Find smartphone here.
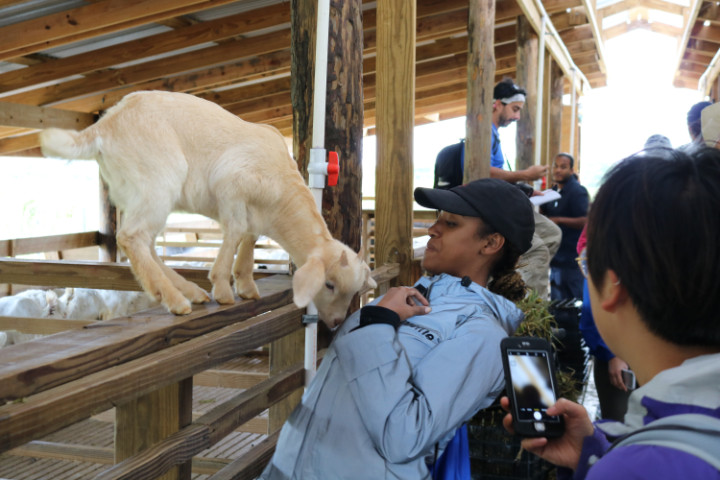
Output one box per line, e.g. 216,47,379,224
621,368,637,390
501,336,565,437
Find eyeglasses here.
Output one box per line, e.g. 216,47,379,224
576,253,589,278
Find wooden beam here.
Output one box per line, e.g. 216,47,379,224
0,0,242,61
0,102,95,129
517,14,538,171
515,0,584,93
464,0,495,182
375,0,415,286
0,3,292,96
579,0,608,75
674,0,704,86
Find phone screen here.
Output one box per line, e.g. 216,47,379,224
507,348,560,422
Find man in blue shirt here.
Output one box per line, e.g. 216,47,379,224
433,80,560,299
540,153,588,301
434,80,547,188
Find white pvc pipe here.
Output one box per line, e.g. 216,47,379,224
305,0,332,386
311,0,331,149
570,69,577,156
534,15,547,172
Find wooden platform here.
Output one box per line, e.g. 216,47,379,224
0,351,271,479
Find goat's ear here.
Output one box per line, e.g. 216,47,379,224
292,256,326,308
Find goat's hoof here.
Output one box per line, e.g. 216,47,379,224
212,284,236,305
189,288,211,304
235,282,260,301
168,301,192,315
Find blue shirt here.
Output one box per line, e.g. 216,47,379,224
491,124,504,169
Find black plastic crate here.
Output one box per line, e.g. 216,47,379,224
468,406,555,480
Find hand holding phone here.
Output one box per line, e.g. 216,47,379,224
501,336,565,437
621,368,637,390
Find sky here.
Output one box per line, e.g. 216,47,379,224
0,28,708,240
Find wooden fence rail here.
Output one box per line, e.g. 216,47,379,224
0,261,399,479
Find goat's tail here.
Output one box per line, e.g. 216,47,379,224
40,128,99,160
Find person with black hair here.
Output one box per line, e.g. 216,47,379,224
261,179,535,479
540,152,588,301
686,100,713,142
502,147,720,479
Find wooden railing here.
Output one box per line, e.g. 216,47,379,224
0,256,399,479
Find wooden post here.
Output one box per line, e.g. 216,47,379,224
464,0,495,182
98,177,117,262
547,59,564,171
323,0,364,313
515,15,538,172
375,0,415,287
115,378,193,480
541,54,552,171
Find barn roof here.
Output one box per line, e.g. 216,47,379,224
0,0,714,156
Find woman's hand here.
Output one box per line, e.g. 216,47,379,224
376,286,430,322
500,397,594,470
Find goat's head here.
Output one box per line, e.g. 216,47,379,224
292,241,376,328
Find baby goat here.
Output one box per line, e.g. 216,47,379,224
40,91,375,327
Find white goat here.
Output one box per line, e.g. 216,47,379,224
40,91,375,327
0,289,65,346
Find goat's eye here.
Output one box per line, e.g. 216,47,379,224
325,282,335,291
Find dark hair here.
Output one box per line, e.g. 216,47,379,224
478,223,527,302
555,152,574,170
494,78,526,102
687,101,712,139
587,147,720,347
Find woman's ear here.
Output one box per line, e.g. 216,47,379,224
480,232,505,256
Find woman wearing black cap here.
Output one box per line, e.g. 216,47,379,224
260,178,535,480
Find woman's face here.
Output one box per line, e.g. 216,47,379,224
422,211,487,278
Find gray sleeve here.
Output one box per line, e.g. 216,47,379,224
333,318,507,463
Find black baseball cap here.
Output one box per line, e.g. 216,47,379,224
414,179,535,253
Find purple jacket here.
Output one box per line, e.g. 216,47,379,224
561,353,720,479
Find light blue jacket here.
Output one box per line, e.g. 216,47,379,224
260,273,524,479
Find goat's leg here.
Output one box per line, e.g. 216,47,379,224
117,225,192,315
232,234,260,300
209,228,243,305
149,247,210,304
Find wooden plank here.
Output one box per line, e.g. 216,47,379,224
93,364,302,480
0,102,95,130
0,300,302,454
0,258,213,291
7,441,233,474
0,231,99,257
0,274,293,403
0,316,93,335
208,431,279,480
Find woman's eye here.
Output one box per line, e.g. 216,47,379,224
325,282,335,291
